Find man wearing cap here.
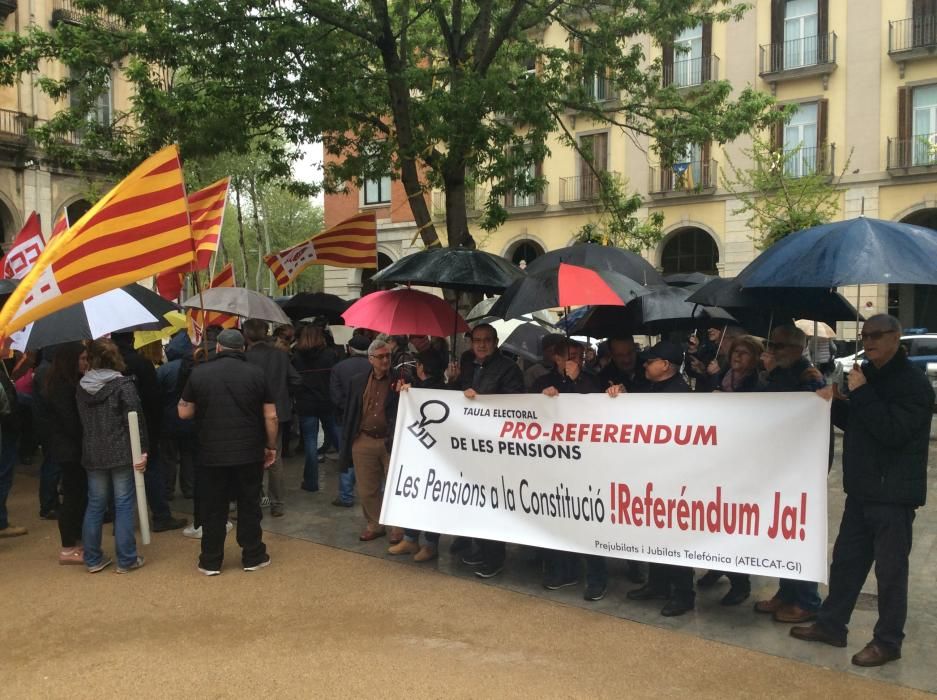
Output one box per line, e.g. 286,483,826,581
328,334,372,507
624,341,696,616
178,329,278,575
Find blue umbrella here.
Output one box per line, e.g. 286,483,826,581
735,217,937,288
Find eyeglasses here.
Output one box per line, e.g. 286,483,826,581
860,330,896,341
369,353,391,360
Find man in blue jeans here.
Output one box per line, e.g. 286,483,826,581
754,325,825,623
329,335,371,507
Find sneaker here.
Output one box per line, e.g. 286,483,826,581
271,505,285,517
474,562,504,579
260,495,271,509
39,510,60,520
543,572,579,590
584,582,608,602
116,556,145,574
331,498,354,508
244,554,271,572
198,565,221,576
59,547,84,565
152,516,188,533
87,557,113,574
183,525,202,539
461,549,484,567
0,525,28,538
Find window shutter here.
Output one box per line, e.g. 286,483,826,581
771,0,785,72
535,160,544,203
770,106,785,151
898,86,912,167
701,141,712,187
817,98,829,171
817,0,829,62
701,22,713,81
662,41,674,87
595,132,609,172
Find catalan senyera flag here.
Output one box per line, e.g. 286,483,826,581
187,263,238,344
50,210,69,239
0,145,194,336
189,177,230,270
264,211,376,288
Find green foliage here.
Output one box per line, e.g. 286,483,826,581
722,137,848,249
0,0,778,253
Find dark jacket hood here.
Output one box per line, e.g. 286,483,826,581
165,331,194,362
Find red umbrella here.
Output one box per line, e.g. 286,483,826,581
557,262,636,306
341,288,470,337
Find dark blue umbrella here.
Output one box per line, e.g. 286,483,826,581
735,217,937,288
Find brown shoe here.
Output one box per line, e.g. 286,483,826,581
413,545,438,563
790,624,847,647
852,642,901,667
388,526,404,545
773,603,817,623
753,596,784,614
0,525,28,538
359,528,387,542
387,540,420,555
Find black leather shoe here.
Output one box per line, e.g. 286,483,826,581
660,598,695,617
449,536,471,554
697,571,724,589
152,516,187,532
624,561,645,584
852,642,900,667
720,587,751,606
626,584,668,601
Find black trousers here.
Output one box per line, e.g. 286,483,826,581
648,563,695,603
57,460,86,548
198,463,267,571
480,538,505,568
817,496,915,651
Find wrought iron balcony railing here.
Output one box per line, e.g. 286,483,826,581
649,159,717,195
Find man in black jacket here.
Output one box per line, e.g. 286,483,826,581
179,329,278,575
329,334,371,507
598,335,648,394
625,341,696,617
448,323,524,578
244,319,301,517
791,315,933,667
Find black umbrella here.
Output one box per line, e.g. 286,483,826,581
489,264,649,320
663,272,717,289
525,243,665,286
686,277,861,326
568,285,736,337
281,292,353,324
370,247,525,294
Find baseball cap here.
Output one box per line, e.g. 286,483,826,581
644,340,683,365
217,329,246,350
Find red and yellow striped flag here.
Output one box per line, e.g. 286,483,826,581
187,263,238,344
0,145,194,336
50,210,69,239
264,211,376,288
189,177,229,270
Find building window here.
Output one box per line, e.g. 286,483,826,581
784,0,819,69
70,69,111,126
912,84,937,165
661,228,719,275
673,24,703,87
509,241,544,270
783,102,818,176
363,175,391,205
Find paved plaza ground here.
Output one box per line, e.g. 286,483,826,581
0,429,935,698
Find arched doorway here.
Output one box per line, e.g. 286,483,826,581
506,240,544,270
65,199,93,223
660,226,719,275
360,252,394,295
889,209,937,330
0,200,16,246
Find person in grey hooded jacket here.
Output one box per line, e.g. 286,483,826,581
76,339,149,574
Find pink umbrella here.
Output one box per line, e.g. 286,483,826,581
341,288,470,337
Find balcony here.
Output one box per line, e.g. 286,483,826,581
759,33,837,90
0,109,30,148
887,134,937,174
559,173,619,207
51,0,123,31
430,186,486,220
0,0,16,21
504,189,545,212
648,159,717,197
663,55,720,88
888,16,937,77
780,144,835,179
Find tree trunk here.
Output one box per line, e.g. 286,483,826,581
442,169,473,249
233,177,251,289
247,175,265,292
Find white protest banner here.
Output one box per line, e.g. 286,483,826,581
382,389,830,583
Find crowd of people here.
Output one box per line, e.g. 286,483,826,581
0,311,928,668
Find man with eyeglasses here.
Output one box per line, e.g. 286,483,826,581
753,325,826,624
448,323,524,578
337,339,400,541
791,314,933,667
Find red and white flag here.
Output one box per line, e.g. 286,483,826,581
1,212,46,280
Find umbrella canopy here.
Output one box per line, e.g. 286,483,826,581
735,217,937,288
489,264,650,320
281,292,352,324
341,289,470,337
568,285,736,337
134,310,188,348
686,277,861,325
181,287,291,325
525,243,665,286
795,319,837,338
11,284,179,352
483,318,552,362
370,247,525,294
466,297,558,327
663,272,717,289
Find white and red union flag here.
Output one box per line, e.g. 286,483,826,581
1,212,46,279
